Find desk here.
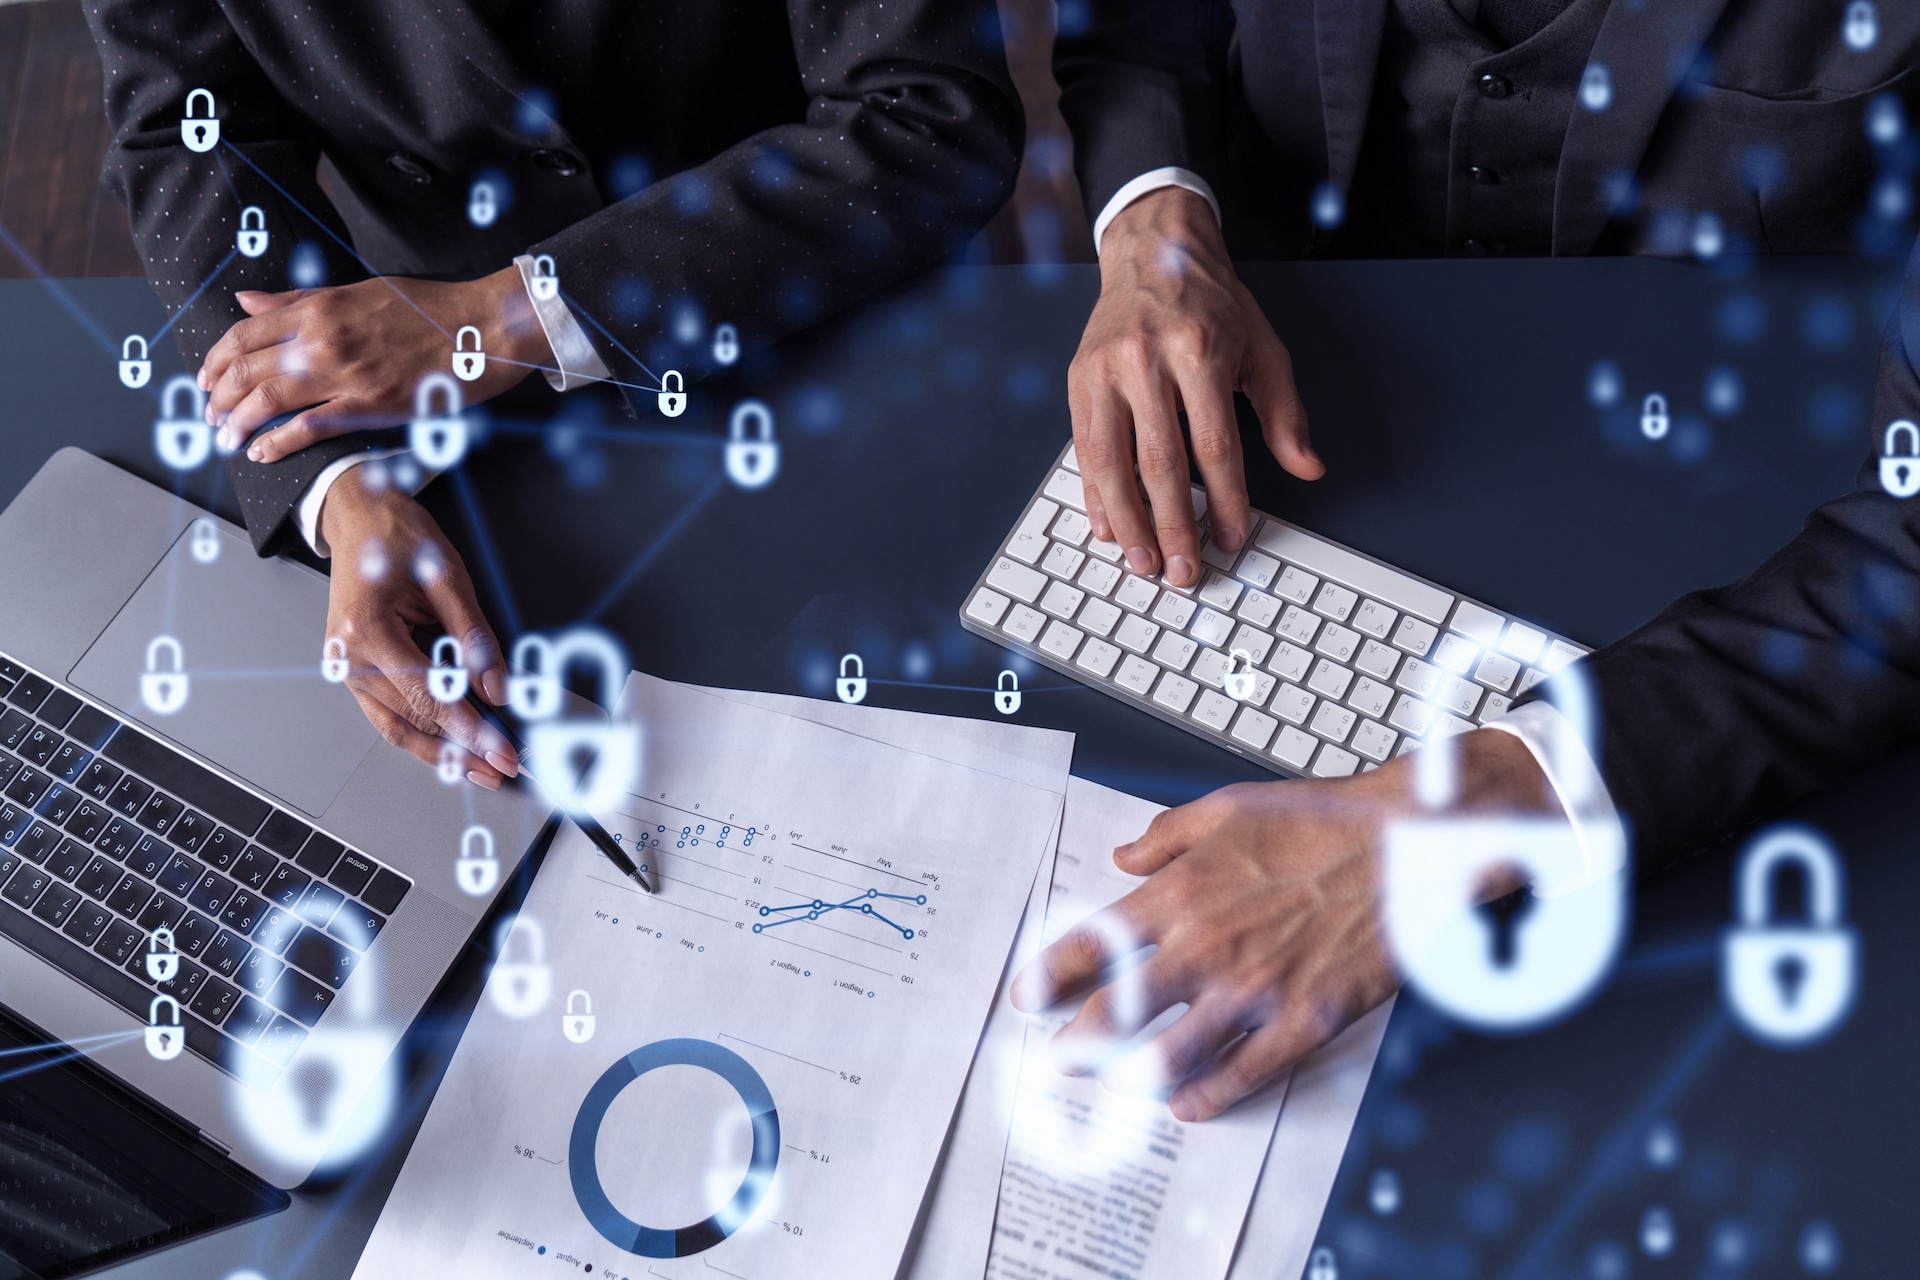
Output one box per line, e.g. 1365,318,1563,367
0,256,1909,1277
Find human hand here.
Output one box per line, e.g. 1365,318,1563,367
1070,187,1323,589
318,469,520,790
199,266,553,463
1010,730,1556,1121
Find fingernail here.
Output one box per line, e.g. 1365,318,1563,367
1170,1095,1197,1123
1216,526,1244,552
485,749,520,778
1166,555,1195,585
466,769,501,792
1125,546,1155,574
197,369,209,391
481,669,506,705
247,442,265,462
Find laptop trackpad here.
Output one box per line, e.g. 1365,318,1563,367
68,522,378,819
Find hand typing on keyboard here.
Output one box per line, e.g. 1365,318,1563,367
1069,187,1323,588
1009,730,1557,1122
318,472,520,789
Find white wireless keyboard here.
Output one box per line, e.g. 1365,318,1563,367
960,444,1589,778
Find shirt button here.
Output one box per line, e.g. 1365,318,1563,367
1478,73,1512,99
1468,165,1500,185
385,153,433,184
528,149,582,176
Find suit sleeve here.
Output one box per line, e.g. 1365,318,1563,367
83,0,370,554
529,0,1024,390
1051,0,1234,229
1518,239,1920,872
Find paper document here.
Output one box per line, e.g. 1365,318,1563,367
354,677,1065,1280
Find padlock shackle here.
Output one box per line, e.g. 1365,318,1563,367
547,628,627,712
150,994,182,1026
462,822,495,859
122,334,148,360
494,913,546,963
660,370,684,393
566,988,592,1014
997,669,1018,691
145,635,184,672
512,634,554,675
533,254,556,277
184,88,215,118
728,399,775,442
159,373,206,422
1884,419,1919,458
1229,648,1255,672
413,370,464,420
325,635,347,661
240,205,265,230
840,653,864,678
431,635,463,669
150,927,176,950
1641,392,1667,415
1738,824,1842,928
454,325,484,353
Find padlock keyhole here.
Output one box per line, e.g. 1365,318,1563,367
568,743,599,789
1473,883,1537,969
1773,953,1808,1007
194,124,207,143
293,1057,337,1128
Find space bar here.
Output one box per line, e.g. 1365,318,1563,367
101,727,272,836
1253,523,1454,624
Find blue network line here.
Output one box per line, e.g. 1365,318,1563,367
753,888,927,941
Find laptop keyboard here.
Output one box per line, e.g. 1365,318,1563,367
961,445,1588,777
0,654,411,1087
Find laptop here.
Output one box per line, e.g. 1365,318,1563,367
0,447,545,1195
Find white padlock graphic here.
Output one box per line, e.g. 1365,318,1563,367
1639,392,1670,440
508,634,562,720
141,636,189,715
321,636,350,683
1844,0,1878,51
427,635,469,704
724,399,779,489
836,654,867,704
527,629,641,817
237,206,269,258
180,88,219,152
1307,1247,1338,1280
1722,825,1857,1046
146,995,185,1060
489,915,552,1018
119,335,151,388
468,180,497,227
145,927,180,982
1225,648,1260,701
1381,816,1627,1030
657,370,687,417
563,989,596,1043
529,254,559,301
994,670,1021,715
451,325,487,382
409,372,468,470
189,517,221,564
456,824,499,896
437,741,464,785
712,323,739,365
1879,419,1920,498
154,375,211,470
1578,63,1612,112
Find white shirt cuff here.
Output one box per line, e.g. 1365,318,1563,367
514,254,613,392
1091,167,1223,258
298,447,420,557
1483,701,1629,887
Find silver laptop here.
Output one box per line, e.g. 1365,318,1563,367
0,447,545,1188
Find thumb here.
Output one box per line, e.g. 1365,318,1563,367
421,548,508,708
235,288,308,316
1113,792,1231,875
1242,332,1322,482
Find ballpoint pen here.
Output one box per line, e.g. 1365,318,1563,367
463,692,654,894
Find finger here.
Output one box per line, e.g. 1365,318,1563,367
1126,368,1202,587
1112,786,1241,875
348,685,505,788
354,616,513,769
200,305,304,401
1175,360,1252,554
1110,996,1248,1099
1080,380,1160,577
221,373,328,449
1011,895,1156,1012
209,341,306,448
1046,954,1184,1074
1170,1012,1328,1121
247,400,391,464
235,288,309,316
418,551,513,718
1242,329,1321,482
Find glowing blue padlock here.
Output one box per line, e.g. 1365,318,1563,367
409,372,468,470
180,89,219,152
119,335,151,388
237,206,269,257
153,376,211,470
994,670,1020,715
724,400,778,489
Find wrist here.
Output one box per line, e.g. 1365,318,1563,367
481,264,553,370
1102,187,1228,272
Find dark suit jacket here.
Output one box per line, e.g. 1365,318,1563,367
85,0,1022,554
1055,0,1920,258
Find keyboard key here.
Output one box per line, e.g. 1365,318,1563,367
986,557,1047,604
1114,575,1158,614
6,675,51,715
1348,676,1394,720
1350,599,1398,639
221,889,265,935
1541,639,1584,672
173,910,219,957
19,726,61,769
1075,637,1122,679
252,905,302,954
1355,639,1400,681
1191,689,1237,734
1086,537,1122,562
1351,719,1398,762
1038,621,1083,662
1479,693,1513,722
101,728,270,836
5,769,50,809
1190,648,1232,690
1389,694,1437,736
1039,580,1085,620
62,899,112,947
1311,582,1358,622
256,1016,308,1064
1151,632,1197,672
966,587,1010,627
1198,531,1240,572
1076,559,1122,597
190,976,240,1026
297,884,345,929
1396,658,1443,700
236,947,282,997
1151,672,1198,714
75,855,119,900
93,918,144,967
93,818,139,862
136,892,186,935
1113,613,1159,655
49,742,93,785
0,759,18,792
104,775,153,819
1255,524,1453,623
36,689,80,730
14,822,56,865
104,873,154,919
1307,660,1353,701
1150,591,1197,631
0,805,25,848
30,881,82,928
1226,625,1273,666
34,785,78,827
1271,725,1318,769
1077,598,1121,638
1311,745,1360,778
294,834,345,877
1433,633,1478,675
2,865,51,910
0,714,30,754
202,929,252,979
1006,498,1059,565
128,836,172,881
1230,707,1278,750
1448,600,1506,646
64,800,110,844
255,812,313,858
1271,683,1314,725
286,927,358,989
1433,712,1477,738
1050,508,1091,546
1003,604,1046,645
224,996,275,1047
1515,667,1547,696
1041,542,1085,581
1267,642,1311,683
328,902,386,949
64,704,117,749
1314,623,1360,663
150,956,207,1005
1189,608,1234,648
199,826,246,870
47,838,90,883
1392,616,1438,656
156,852,201,897
75,758,123,801
1500,622,1546,663
1236,589,1281,629
1042,469,1085,512
232,847,276,891
1277,606,1320,646
185,869,237,917
1474,651,1521,692
1113,655,1159,697
1310,701,1356,743
261,860,312,908
1439,675,1482,718
266,967,335,1026
1271,565,1317,605
1198,572,1243,612
1234,550,1281,590
135,791,185,837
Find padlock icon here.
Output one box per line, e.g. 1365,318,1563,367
146,995,185,1060
145,927,181,982
468,180,497,228
724,399,779,489
1225,649,1260,701
1577,63,1612,113
526,629,641,818
1307,1246,1338,1280
409,372,468,469
153,375,212,470
141,635,189,715
1380,816,1627,1030
529,254,559,301
451,326,487,382
994,670,1021,715
1639,392,1670,440
119,335,152,388
188,517,221,564
563,989,596,1042
456,824,499,896
1844,0,1878,51
237,205,269,258
1722,825,1857,1046
427,635,469,704
489,915,552,1018
836,654,867,704
1879,419,1920,498
180,88,219,152
508,634,562,720
657,370,687,417
321,636,350,683
712,323,739,366
437,740,464,785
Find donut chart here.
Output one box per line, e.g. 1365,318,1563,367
568,1038,780,1258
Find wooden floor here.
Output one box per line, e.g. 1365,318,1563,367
0,0,1089,282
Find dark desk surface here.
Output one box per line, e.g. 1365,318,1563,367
0,256,1911,1278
